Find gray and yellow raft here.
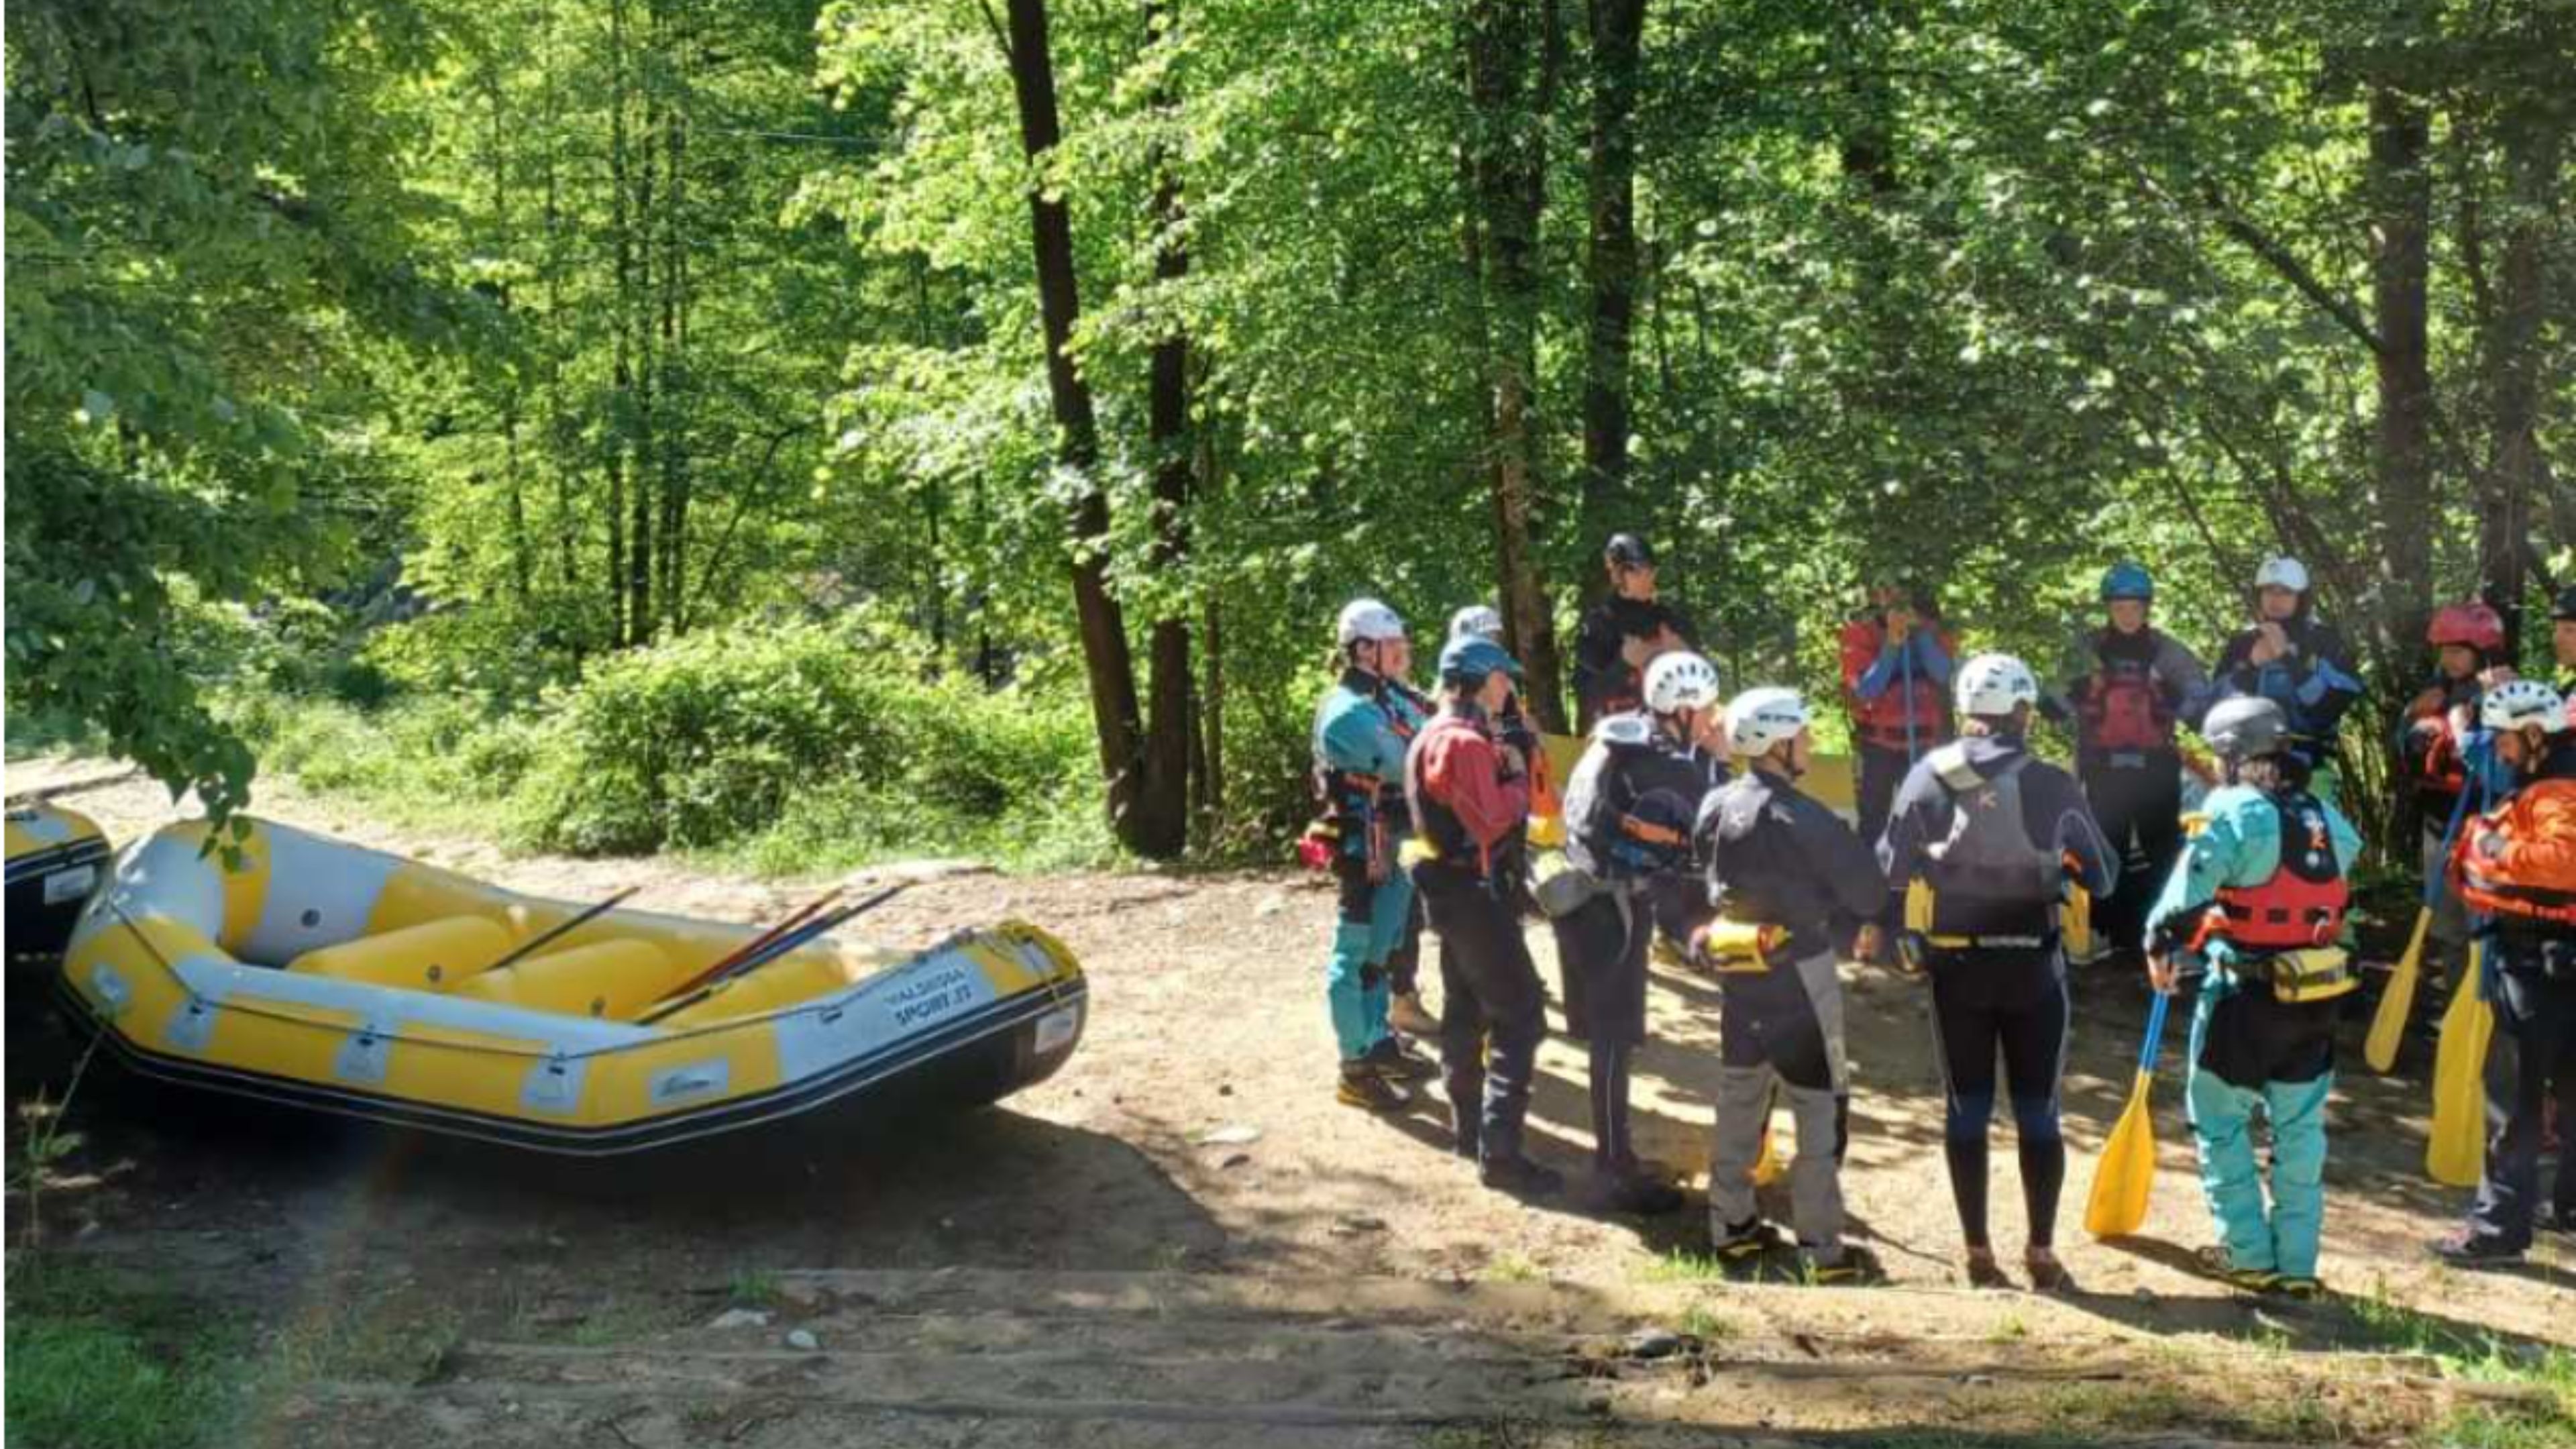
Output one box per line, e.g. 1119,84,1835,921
7,802,113,965
58,817,1086,1155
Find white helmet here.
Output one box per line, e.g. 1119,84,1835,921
1644,651,1721,716
2481,678,2567,734
1335,598,1406,647
2254,556,2310,594
1954,652,2039,718
1725,687,1810,757
1448,604,1505,643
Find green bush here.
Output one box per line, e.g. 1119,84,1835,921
507,619,1108,864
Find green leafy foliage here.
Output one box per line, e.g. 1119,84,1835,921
9,0,2571,861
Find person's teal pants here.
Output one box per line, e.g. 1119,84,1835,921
1327,858,1412,1060
2186,987,2332,1277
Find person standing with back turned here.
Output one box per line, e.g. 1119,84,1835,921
2145,696,2363,1299
1881,653,2116,1292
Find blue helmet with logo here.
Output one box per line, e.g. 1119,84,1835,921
1438,637,1523,689
2100,561,2154,602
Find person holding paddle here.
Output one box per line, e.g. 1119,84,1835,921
2430,680,2576,1265
2210,557,2364,808
1879,653,2116,1292
2143,696,2362,1299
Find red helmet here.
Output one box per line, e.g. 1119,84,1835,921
2426,601,2504,653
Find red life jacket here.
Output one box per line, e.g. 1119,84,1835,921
2210,792,2349,950
2082,653,2174,754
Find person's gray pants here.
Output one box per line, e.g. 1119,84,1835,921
1706,951,1847,1262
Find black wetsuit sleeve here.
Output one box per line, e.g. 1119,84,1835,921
1874,757,1943,883
1800,798,1889,924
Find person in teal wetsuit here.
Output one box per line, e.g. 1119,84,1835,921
2144,696,2363,1299
1313,598,1440,1110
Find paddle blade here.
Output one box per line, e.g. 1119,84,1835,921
2084,1069,2159,1239
1752,1126,1785,1187
2426,949,2496,1187
2062,886,2096,963
2364,910,2433,1074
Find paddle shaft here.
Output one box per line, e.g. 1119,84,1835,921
638,883,908,1025
656,885,845,1005
480,885,643,977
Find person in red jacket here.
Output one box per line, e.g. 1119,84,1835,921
1841,580,1957,844
1406,636,1561,1197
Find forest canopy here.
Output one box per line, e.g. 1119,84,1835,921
7,0,2571,862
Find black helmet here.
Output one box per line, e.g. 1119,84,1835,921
2553,584,2576,623
1604,533,1655,569
2202,696,2289,763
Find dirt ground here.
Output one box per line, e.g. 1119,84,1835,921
7,761,2571,1448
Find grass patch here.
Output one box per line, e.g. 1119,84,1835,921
1635,1248,1733,1283
260,1293,464,1387
727,1269,780,1308
5,1256,239,1449
1479,1252,1544,1284
1676,1303,1738,1342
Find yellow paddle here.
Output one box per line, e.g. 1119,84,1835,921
1752,1094,1786,1187
2369,777,2482,1074
2084,988,2173,1239
2425,941,2494,1187
2364,909,2432,1073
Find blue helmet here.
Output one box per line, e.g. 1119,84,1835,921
2100,561,2153,602
1438,636,1523,688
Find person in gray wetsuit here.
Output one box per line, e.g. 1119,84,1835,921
1694,686,1888,1281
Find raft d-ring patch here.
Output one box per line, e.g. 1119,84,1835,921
166,996,219,1053
522,1051,588,1115
86,961,132,1019
336,1022,391,1086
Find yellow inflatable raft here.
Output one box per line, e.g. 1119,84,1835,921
58,817,1086,1155
7,802,113,963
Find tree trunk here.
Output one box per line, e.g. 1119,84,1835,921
606,0,635,645
1002,0,1149,844
2365,71,2434,663
627,5,659,643
2477,113,2561,657
1464,0,1567,732
1578,0,1646,596
657,57,689,635
488,78,531,609
1132,0,1195,858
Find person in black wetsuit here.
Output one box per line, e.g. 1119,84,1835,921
1571,534,1695,733
1695,686,1887,1282
1552,649,1729,1215
1880,653,2116,1293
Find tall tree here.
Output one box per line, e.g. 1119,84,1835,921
1000,0,1154,849
1132,0,1197,857
1463,0,1568,730
1579,0,1648,575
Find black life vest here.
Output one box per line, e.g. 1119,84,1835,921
1564,712,1725,881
